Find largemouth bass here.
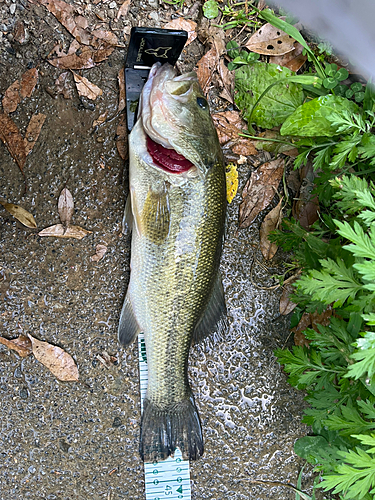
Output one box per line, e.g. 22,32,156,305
118,62,227,462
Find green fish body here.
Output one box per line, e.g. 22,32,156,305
118,63,226,462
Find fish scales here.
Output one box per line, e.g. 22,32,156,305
119,62,226,462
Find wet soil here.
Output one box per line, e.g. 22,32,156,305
1,1,319,499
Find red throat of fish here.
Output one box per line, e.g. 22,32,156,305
146,136,194,174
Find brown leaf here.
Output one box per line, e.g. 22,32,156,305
292,306,333,347
245,23,296,55
72,72,103,100
38,224,91,239
116,0,131,19
92,111,108,128
293,162,319,230
20,68,39,98
48,40,114,70
55,72,74,99
196,45,218,94
239,158,285,229
212,111,257,157
2,69,38,114
13,20,29,45
116,113,128,160
269,42,307,72
0,113,26,174
24,113,46,156
27,333,79,381
91,29,118,47
58,187,74,227
0,334,32,358
279,281,298,316
38,0,91,45
217,59,234,104
90,244,107,262
117,68,126,113
259,198,283,260
165,18,197,46
0,200,37,228
2,80,21,114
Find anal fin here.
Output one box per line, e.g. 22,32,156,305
118,293,140,346
193,272,227,343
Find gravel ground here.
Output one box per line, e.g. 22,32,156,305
0,1,320,498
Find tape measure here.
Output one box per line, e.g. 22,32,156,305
138,333,192,500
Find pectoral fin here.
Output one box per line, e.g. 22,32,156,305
141,188,170,244
193,272,227,343
118,293,141,346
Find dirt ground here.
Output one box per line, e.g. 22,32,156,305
0,1,320,498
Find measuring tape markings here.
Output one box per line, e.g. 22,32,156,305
138,333,192,500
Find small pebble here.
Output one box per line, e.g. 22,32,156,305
108,0,116,7
20,387,29,399
96,136,104,143
28,466,36,474
148,11,158,21
9,3,16,14
112,416,122,428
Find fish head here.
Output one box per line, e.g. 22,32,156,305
139,62,222,178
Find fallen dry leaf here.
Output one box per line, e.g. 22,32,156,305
48,40,114,70
292,162,319,230
239,158,285,229
226,164,238,204
0,200,37,228
38,224,91,239
13,20,29,45
245,23,296,56
0,113,26,175
38,0,118,47
38,0,91,45
55,72,74,99
27,333,79,382
279,282,298,316
24,113,46,156
72,72,102,100
116,0,131,19
2,80,20,114
217,59,234,104
117,68,126,113
165,18,197,46
269,42,307,72
91,29,118,47
116,113,128,160
212,110,257,157
292,306,333,347
91,244,107,262
93,111,108,128
58,187,74,227
20,68,39,98
259,198,283,260
0,334,32,358
2,69,38,114
196,46,218,94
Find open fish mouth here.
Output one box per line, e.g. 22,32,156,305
146,135,194,173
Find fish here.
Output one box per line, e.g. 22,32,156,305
118,62,227,462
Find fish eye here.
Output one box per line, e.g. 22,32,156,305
197,96,208,109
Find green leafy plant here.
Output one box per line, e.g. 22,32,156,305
274,175,375,499
203,0,219,19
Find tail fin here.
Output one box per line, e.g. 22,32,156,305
140,396,204,462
